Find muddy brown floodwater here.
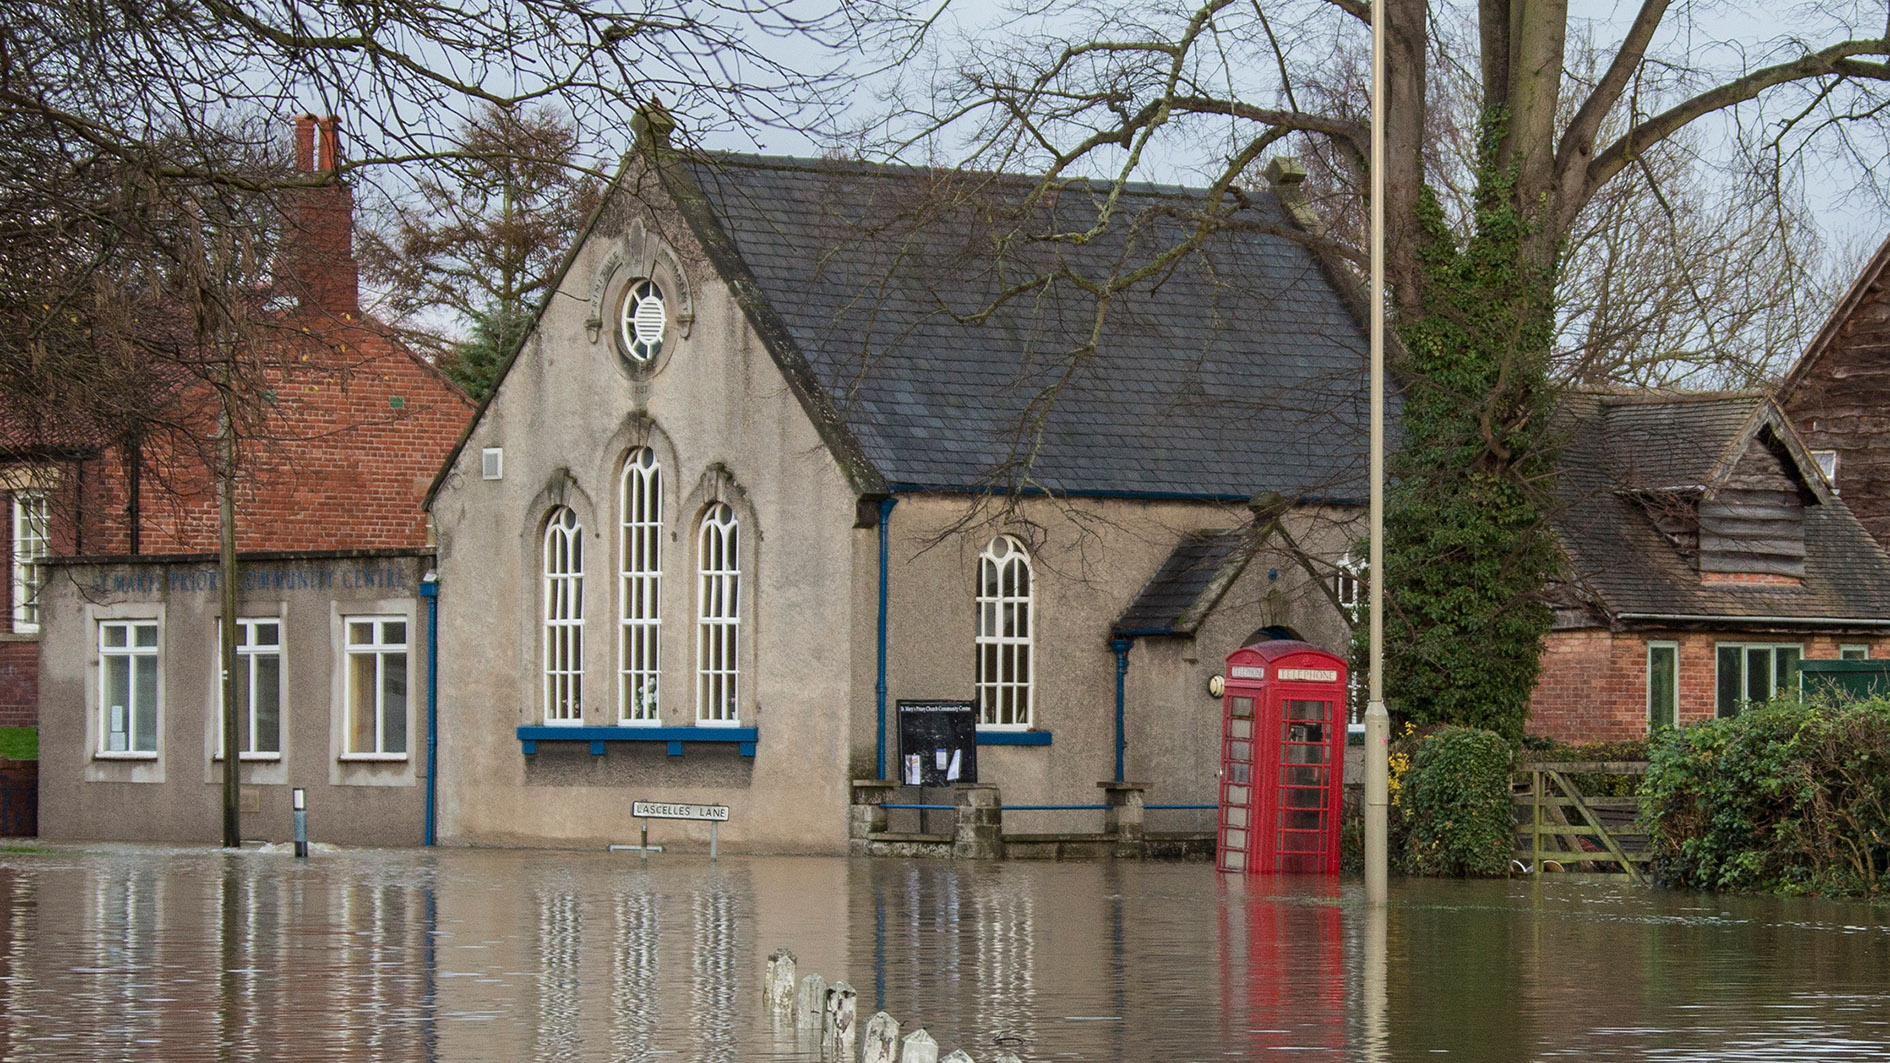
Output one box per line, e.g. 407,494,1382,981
0,845,1886,1061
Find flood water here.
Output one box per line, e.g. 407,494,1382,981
0,847,1886,1062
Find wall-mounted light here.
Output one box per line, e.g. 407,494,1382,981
1208,674,1226,698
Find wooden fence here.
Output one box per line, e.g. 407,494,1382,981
1512,761,1651,883
764,949,1024,1063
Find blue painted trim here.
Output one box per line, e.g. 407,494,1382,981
517,726,759,757
1110,637,1132,783
887,482,1365,507
976,730,1052,746
420,577,439,847
875,496,896,780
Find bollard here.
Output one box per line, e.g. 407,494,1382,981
862,1011,900,1063
291,787,309,858
764,948,797,1020
940,1052,976,1063
823,981,858,1060
901,1029,939,1063
795,973,827,1031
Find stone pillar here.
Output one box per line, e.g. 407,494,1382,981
851,779,897,841
862,1011,901,1063
1100,781,1149,857
952,784,1004,859
764,948,797,1019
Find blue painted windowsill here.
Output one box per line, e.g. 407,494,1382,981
517,726,757,757
975,730,1052,746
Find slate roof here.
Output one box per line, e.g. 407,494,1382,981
1113,529,1254,636
673,153,1372,500
1551,391,1890,624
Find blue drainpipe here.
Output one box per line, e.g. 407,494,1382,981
1109,637,1133,783
421,572,440,846
876,496,898,780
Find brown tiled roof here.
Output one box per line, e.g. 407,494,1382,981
1551,391,1890,624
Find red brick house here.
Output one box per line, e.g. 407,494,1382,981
19,116,474,845
1529,391,1890,743
1779,231,1890,549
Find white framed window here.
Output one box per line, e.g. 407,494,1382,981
1812,450,1838,484
1714,642,1802,718
1841,644,1870,661
217,618,282,758
696,502,740,725
1333,551,1362,621
620,450,662,723
543,507,584,724
1647,641,1678,730
620,279,667,363
344,616,408,756
976,535,1033,729
12,492,49,634
99,619,159,755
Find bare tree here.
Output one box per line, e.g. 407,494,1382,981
854,0,1888,733
360,104,605,398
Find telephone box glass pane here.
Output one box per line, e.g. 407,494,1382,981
1225,828,1247,850
1284,765,1324,786
1286,810,1325,831
1224,850,1246,870
1225,805,1248,828
1285,735,1327,763
1228,763,1250,785
1285,699,1330,721
1231,696,1253,718
1231,718,1252,740
1225,784,1248,806
1229,740,1250,763
1284,786,1323,809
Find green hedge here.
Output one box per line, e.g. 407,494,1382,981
1399,726,1515,877
0,727,34,761
1643,699,1890,896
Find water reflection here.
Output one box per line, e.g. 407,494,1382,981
0,849,1885,1061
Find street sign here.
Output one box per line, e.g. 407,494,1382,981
632,800,730,822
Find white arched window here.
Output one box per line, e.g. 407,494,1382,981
620,449,662,723
543,507,584,724
976,535,1033,729
696,502,740,725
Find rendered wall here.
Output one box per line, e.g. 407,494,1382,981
36,553,432,845
429,163,861,853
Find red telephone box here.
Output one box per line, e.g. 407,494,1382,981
1216,640,1348,874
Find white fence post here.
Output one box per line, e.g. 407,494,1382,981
902,1028,940,1063
862,1011,901,1063
765,948,797,1020
796,973,828,1031
824,980,858,1059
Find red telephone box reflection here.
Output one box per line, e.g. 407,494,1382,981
1216,640,1348,874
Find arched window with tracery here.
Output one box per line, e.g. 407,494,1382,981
696,502,740,725
619,448,662,723
976,535,1033,729
543,507,584,723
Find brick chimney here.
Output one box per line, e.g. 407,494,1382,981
282,113,360,318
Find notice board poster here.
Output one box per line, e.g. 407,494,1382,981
897,700,978,787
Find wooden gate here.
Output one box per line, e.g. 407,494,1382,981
1513,761,1649,882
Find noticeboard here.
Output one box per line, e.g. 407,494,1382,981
897,700,978,787
1800,660,1890,701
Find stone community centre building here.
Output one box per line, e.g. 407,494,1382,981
12,110,1890,851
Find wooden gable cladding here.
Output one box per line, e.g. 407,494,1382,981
1780,233,1890,549
1699,429,1812,579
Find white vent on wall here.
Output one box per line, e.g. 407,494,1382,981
482,447,504,480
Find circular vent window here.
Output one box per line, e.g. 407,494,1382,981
619,279,667,363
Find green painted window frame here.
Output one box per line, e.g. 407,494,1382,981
1713,642,1802,719
1646,641,1679,730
